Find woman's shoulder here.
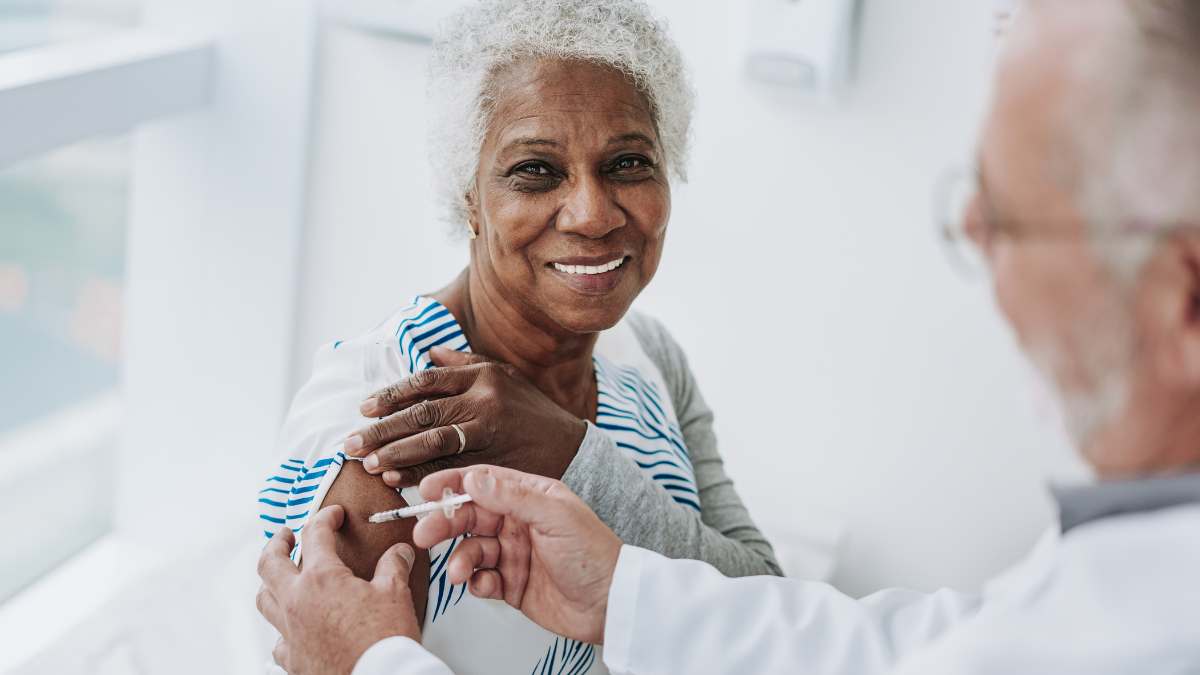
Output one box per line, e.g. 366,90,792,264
600,310,688,383
332,296,450,352
621,310,680,356
310,296,468,381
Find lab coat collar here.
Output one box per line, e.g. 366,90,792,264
1052,470,1200,533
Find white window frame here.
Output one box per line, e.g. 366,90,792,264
0,28,211,166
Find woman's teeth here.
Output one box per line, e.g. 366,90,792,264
552,258,626,275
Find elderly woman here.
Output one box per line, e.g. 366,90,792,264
260,0,779,672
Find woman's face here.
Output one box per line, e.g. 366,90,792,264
466,58,671,336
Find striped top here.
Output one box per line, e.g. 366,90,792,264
260,296,698,675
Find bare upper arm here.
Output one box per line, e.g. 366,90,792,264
320,459,430,626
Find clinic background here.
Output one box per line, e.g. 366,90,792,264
294,0,1088,598
0,0,1089,669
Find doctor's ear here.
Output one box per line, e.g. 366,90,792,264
1144,229,1200,388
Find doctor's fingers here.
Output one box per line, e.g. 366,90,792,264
272,638,295,675
446,537,522,604
256,583,283,627
418,465,561,503
371,543,416,595
459,467,585,534
412,500,508,550
359,363,489,418
292,505,347,572
446,536,503,585
258,528,300,595
468,569,506,601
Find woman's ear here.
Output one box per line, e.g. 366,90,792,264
464,193,482,237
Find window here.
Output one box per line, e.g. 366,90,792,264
0,0,140,55
0,0,469,667
0,134,130,602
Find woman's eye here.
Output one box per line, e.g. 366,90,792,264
615,157,644,170
517,163,551,176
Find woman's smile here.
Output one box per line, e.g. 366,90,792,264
548,255,630,294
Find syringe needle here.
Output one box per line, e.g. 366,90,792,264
369,488,473,523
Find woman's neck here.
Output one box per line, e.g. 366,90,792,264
429,267,598,422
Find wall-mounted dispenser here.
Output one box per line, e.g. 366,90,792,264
743,0,862,98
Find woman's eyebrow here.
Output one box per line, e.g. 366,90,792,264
502,137,561,152
497,133,655,156
607,132,656,148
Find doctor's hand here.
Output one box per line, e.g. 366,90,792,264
256,505,421,675
413,466,623,645
344,347,587,488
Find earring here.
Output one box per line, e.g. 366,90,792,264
466,220,477,240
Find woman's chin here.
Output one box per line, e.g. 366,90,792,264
542,294,638,334
524,265,643,334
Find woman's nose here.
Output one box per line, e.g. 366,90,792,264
555,174,625,238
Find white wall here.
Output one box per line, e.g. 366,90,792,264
294,0,1089,598
291,30,467,392
122,0,317,548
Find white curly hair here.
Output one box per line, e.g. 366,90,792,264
427,0,695,232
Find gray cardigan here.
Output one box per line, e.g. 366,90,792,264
560,313,783,578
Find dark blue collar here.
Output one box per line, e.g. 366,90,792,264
1052,471,1200,533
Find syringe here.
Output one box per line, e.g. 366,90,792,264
369,487,473,523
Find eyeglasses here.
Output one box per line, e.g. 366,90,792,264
934,164,1170,279
935,166,989,278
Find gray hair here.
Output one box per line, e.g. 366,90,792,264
426,0,695,232
1075,0,1200,284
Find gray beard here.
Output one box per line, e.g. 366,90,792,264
1022,310,1133,447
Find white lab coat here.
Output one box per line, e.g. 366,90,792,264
349,502,1200,675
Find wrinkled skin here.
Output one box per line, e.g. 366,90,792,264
341,57,673,486
320,56,674,639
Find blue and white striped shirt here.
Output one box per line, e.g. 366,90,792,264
260,296,698,675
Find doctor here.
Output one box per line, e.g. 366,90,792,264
257,0,1200,672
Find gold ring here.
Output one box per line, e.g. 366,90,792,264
450,423,466,455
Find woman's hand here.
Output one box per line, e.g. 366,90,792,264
342,347,588,488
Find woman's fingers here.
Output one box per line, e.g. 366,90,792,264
380,452,469,488
370,419,491,479
428,346,494,368
359,364,484,418
364,419,484,475
364,426,459,474
348,395,476,459
381,447,499,488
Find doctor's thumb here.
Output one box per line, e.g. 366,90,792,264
372,543,416,594
463,469,563,527
465,469,496,494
